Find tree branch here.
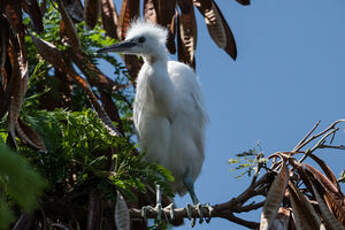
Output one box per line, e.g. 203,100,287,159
293,119,345,152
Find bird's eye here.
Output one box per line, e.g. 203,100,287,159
138,36,146,43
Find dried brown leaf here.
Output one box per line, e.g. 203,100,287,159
62,0,84,22
58,1,80,48
212,0,237,59
305,164,345,226
99,91,124,134
311,183,345,230
37,69,73,110
235,0,250,6
73,74,122,137
156,0,177,53
0,18,9,84
7,34,28,147
167,11,177,54
288,181,325,230
16,119,47,152
144,0,157,23
156,0,177,25
69,49,118,92
87,190,102,230
84,0,100,29
194,0,226,48
177,0,197,68
323,192,345,226
260,161,289,230
115,191,130,230
268,207,292,230
117,0,140,39
22,0,44,33
304,164,340,195
30,34,121,136
101,0,119,39
30,32,70,72
309,154,340,191
5,0,24,39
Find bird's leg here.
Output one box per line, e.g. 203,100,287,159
183,174,202,226
155,184,162,221
183,172,213,226
141,205,154,223
140,184,163,223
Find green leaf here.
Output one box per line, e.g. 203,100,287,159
0,144,47,228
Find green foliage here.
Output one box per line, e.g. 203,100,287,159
0,3,175,228
228,143,267,179
0,144,47,229
16,108,173,200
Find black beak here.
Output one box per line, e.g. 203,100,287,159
97,40,136,53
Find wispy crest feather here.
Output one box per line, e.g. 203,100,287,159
126,20,168,44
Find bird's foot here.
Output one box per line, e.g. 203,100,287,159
200,203,213,223
185,203,213,227
140,184,163,222
165,203,175,222
154,184,162,221
155,202,162,221
185,203,196,227
141,205,155,223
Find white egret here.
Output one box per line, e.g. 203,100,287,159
98,21,210,223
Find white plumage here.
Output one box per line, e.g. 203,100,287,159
98,21,207,201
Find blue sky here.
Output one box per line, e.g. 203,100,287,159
107,0,345,229
171,0,345,229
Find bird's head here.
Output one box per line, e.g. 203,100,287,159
97,21,168,58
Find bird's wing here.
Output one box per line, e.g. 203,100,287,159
167,61,207,182
167,61,208,125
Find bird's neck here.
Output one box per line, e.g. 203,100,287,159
143,46,168,66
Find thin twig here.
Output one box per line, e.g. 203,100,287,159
319,144,345,150
293,120,320,152
299,128,339,163
233,201,265,213
294,119,345,152
220,211,259,229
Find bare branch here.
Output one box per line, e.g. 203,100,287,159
319,144,345,150
293,120,320,152
130,205,260,229
299,128,339,163
294,119,345,152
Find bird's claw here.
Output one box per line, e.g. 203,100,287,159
197,203,213,224
166,203,175,221
185,203,213,227
185,203,197,227
185,204,193,220
203,203,213,223
141,205,154,223
196,203,204,224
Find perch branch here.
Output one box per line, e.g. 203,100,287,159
129,119,345,228
130,173,269,229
